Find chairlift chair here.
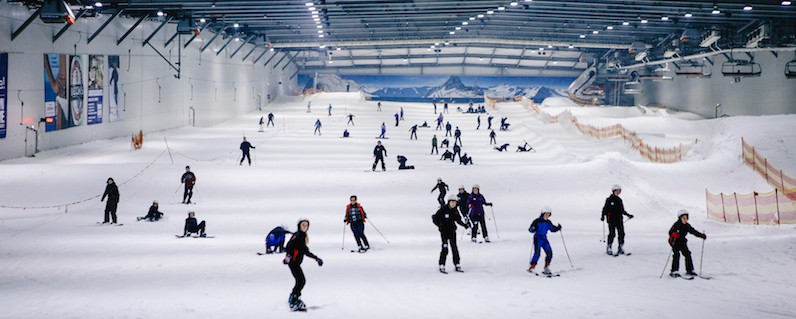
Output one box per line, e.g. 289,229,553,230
674,62,711,78
785,60,796,79
623,81,642,95
721,60,762,77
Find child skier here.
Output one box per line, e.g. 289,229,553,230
601,184,634,255
431,178,449,207
528,207,562,275
668,210,706,278
433,195,470,273
284,218,323,311
345,195,370,252
467,184,492,242
137,200,163,221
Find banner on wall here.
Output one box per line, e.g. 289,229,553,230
69,55,85,127
107,55,121,122
0,53,7,138
87,55,104,125
44,54,68,132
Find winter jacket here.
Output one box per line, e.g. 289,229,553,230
240,141,255,153
432,137,438,146
184,217,200,232
529,213,561,237
431,182,449,195
602,194,631,225
668,221,705,246
457,191,470,213
433,204,467,232
467,193,487,217
146,205,162,218
181,172,196,186
102,183,120,203
373,145,387,158
345,203,367,223
285,231,317,265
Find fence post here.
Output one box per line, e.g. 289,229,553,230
764,158,768,182
705,189,709,220
781,170,785,191
753,192,759,225
720,193,727,222
752,146,756,172
775,189,781,225
734,192,741,223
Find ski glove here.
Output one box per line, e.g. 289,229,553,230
628,214,634,219
600,216,605,221
283,255,291,264
700,234,707,240
485,203,493,206
556,224,562,231
315,257,324,267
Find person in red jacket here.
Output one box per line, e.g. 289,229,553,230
284,218,323,312
345,195,370,252
668,209,706,277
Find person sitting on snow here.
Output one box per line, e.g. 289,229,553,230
137,200,164,222
342,129,350,138
265,225,292,254
494,143,510,152
517,142,534,152
440,150,455,161
460,153,473,165
397,155,415,170
441,138,450,148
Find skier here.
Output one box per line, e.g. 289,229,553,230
400,107,404,120
441,138,450,149
467,184,492,242
327,103,332,116
394,112,400,127
372,141,387,171
459,153,473,165
436,114,444,131
431,135,439,154
431,178,449,207
668,210,706,277
409,124,418,140
345,195,370,252
528,207,562,275
454,126,462,145
181,166,196,204
517,142,533,152
433,101,437,114
377,101,382,111
440,150,454,161
267,112,275,127
456,186,472,227
265,225,292,254
445,122,452,137
314,119,322,136
347,113,355,126
420,121,430,128
489,130,497,145
500,117,510,131
443,102,449,113
601,184,634,255
239,137,256,166
183,211,206,237
397,155,415,170
258,116,264,132
487,115,494,130
433,195,470,273
494,143,509,152
452,143,462,161
379,122,387,139
284,218,323,311
137,200,163,222
306,101,311,113
101,177,120,224
476,115,481,130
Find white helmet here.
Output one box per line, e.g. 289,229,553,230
297,217,310,226
612,184,622,191
472,184,480,189
677,209,689,218
458,185,466,190
447,194,459,202
153,200,158,204
541,206,552,214
437,177,442,182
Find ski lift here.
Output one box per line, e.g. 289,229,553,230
721,60,761,77
675,61,711,78
639,66,673,81
623,81,642,94
785,60,796,79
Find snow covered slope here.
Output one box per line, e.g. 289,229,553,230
0,92,794,318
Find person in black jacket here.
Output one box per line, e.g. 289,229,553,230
345,195,370,252
239,137,256,166
183,211,206,237
456,186,471,227
101,177,120,224
284,218,323,312
431,178,449,207
181,166,196,204
137,200,163,221
668,210,706,277
372,141,387,171
601,184,634,255
433,195,469,273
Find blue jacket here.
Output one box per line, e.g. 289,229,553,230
529,213,560,237
467,193,487,217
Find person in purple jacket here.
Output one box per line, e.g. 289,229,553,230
467,184,493,243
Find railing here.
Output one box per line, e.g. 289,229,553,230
706,189,795,225
742,138,796,201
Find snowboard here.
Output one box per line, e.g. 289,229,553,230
175,234,214,238
96,222,124,226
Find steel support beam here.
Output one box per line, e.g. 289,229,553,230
200,28,224,52
11,7,42,41
241,46,258,61
143,16,174,47
184,22,212,48
262,51,278,66
282,52,297,70
215,33,238,56
273,38,628,50
230,35,255,59
88,9,124,44
253,49,269,64
272,52,289,69
619,47,796,70
117,14,149,46
53,9,87,43
164,32,179,47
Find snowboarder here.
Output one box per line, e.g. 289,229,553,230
467,184,492,242
445,122,452,137
460,153,473,165
517,142,533,152
440,150,454,161
314,119,322,136
400,107,404,120
181,166,196,204
489,130,497,145
397,155,415,170
443,102,449,113
183,211,206,237
342,129,350,138
306,101,311,113
258,116,264,132
267,112,275,127
101,177,120,224
239,137,256,166
347,113,355,126
456,186,472,227
345,195,370,252
454,126,462,145
372,141,387,171
476,116,481,130
433,194,470,273
266,225,292,254
494,143,509,152
379,122,387,139
452,143,462,161
668,210,706,277
394,112,400,127
528,207,562,275
285,218,323,311
602,184,634,255
137,200,163,222
487,115,494,130
431,178,449,207
409,125,418,140
327,103,332,116
431,135,439,154
377,101,382,111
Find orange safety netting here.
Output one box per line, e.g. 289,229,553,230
742,138,796,201
483,95,498,109
302,88,328,98
706,189,796,225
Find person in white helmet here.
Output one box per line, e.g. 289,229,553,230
668,210,706,278
467,184,493,242
433,194,469,273
284,218,323,312
456,185,472,227
137,200,163,222
528,207,562,275
601,184,634,255
431,178,449,207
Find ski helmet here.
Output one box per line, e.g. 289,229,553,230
153,200,158,204
458,185,465,190
541,206,553,214
437,177,442,182
297,217,310,228
447,194,458,202
677,209,689,218
612,184,622,191
472,184,480,190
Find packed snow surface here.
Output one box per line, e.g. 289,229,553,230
1,93,795,318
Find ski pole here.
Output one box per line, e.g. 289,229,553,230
174,183,183,194
489,206,500,239
559,230,574,268
601,220,606,243
341,223,346,250
660,250,672,279
366,219,391,244
699,233,706,275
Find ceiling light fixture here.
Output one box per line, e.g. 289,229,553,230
622,21,630,26
469,17,475,20
640,19,648,23
94,2,102,7
661,16,669,21
305,2,313,6
462,22,468,25
684,13,693,17
743,4,753,10
199,18,206,23
498,6,506,10
547,45,553,48
712,6,720,14
487,10,494,14
319,35,324,38
593,30,599,34
312,14,318,18
510,2,518,6
234,37,239,41
336,47,341,51
579,34,586,38
568,45,574,49
319,45,325,48
478,14,484,18
606,26,613,30
233,22,239,28
157,10,164,17
783,1,792,6
455,27,461,30
317,30,322,33
316,25,322,28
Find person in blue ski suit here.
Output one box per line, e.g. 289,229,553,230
528,207,561,274
266,226,292,254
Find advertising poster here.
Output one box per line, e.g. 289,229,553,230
69,55,85,127
87,55,104,125
107,55,121,122
44,54,68,132
0,52,7,138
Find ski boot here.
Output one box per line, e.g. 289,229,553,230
358,246,367,253
288,293,297,305
542,267,552,275
527,264,536,273
199,232,207,238
685,271,698,277
439,265,446,274
484,237,491,243
471,238,477,243
617,245,625,255
606,245,613,255
290,299,306,312
670,271,680,278
455,264,463,272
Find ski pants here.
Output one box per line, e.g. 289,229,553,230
372,157,386,170
490,136,496,145
347,119,354,125
350,221,370,248
240,151,251,165
607,222,625,247
104,201,118,223
183,184,194,203
671,240,694,272
410,132,417,140
470,214,489,239
431,145,438,154
289,263,306,298
267,119,274,127
455,136,462,146
439,229,460,266
437,192,446,207
531,235,553,267
185,221,206,235
314,127,321,135
445,129,451,137
395,119,399,127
